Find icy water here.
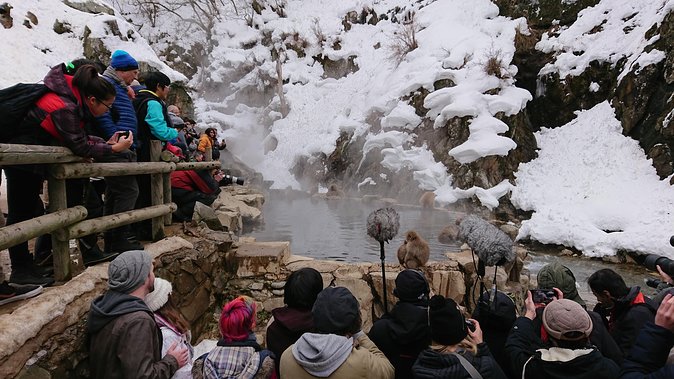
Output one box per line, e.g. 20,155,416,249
244,193,656,294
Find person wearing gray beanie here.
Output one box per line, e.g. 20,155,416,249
107,250,152,294
87,251,189,379
280,286,394,379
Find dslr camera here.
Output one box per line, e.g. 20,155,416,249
531,289,556,305
218,173,244,186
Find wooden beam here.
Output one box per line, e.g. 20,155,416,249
150,141,165,241
49,162,176,179
0,206,87,251
0,144,81,165
67,203,177,240
47,176,72,281
175,161,221,171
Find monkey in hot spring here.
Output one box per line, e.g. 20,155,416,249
397,230,430,269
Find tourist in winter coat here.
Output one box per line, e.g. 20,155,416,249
537,263,623,364
197,128,226,160
369,269,431,379
145,277,194,379
194,296,276,379
412,295,507,379
471,290,518,378
588,268,656,355
170,169,222,221
281,286,394,379
5,63,132,286
91,49,144,255
266,267,323,374
505,295,620,379
620,293,674,378
88,251,189,379
133,71,178,162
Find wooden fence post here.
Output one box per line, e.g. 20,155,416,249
163,172,171,226
205,147,212,162
149,141,165,241
47,174,71,281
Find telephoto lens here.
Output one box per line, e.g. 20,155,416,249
219,175,245,186
645,278,664,289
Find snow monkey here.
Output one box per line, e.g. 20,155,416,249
397,230,430,269
419,191,436,208
326,184,344,198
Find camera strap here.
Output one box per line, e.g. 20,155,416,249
451,352,483,379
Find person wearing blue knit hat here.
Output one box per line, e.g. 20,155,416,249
110,50,139,71
90,49,144,256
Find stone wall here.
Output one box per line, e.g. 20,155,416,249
0,209,529,378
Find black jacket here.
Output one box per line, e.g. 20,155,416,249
369,301,431,379
412,343,507,379
133,90,170,163
593,286,656,355
506,317,620,379
620,322,674,378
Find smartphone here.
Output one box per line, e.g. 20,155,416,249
465,319,476,332
531,288,556,304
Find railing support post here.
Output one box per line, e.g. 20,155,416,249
150,141,165,240
47,174,71,281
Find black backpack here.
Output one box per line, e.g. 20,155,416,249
0,82,50,142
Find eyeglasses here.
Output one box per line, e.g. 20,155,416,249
96,98,114,111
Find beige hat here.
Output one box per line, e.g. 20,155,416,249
144,278,172,312
542,299,593,341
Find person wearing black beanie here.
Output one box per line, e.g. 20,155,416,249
412,295,507,379
369,269,431,379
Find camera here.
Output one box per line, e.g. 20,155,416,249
638,253,674,278
465,319,476,332
219,174,244,186
531,289,556,305
645,278,665,289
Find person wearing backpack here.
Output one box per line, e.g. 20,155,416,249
91,50,144,255
4,63,132,286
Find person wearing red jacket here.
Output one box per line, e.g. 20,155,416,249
170,169,222,221
5,64,133,286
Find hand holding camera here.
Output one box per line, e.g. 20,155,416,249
465,318,482,344
109,131,133,152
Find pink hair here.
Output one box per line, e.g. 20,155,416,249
219,296,257,342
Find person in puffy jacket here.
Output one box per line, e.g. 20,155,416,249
506,295,619,379
5,63,132,286
412,295,507,379
620,293,674,378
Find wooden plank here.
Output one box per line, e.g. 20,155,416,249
163,173,171,225
0,206,87,251
47,176,71,281
150,141,165,241
0,144,81,165
205,147,212,161
50,162,176,179
175,161,221,171
67,203,177,240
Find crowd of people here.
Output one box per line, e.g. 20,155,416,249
0,51,230,303
83,248,674,379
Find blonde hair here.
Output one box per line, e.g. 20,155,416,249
430,334,478,355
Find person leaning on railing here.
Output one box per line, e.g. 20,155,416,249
3,63,133,287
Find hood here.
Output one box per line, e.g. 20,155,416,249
87,290,152,334
292,333,353,377
387,302,431,344
43,64,77,101
537,262,586,308
537,347,594,363
271,307,313,333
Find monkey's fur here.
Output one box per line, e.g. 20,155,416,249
419,191,436,208
397,230,430,269
326,184,344,198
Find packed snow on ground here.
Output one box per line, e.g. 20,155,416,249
511,101,674,259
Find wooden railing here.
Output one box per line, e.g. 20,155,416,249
0,142,221,281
